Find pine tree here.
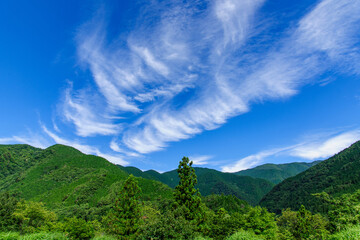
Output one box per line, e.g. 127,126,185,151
106,174,141,238
174,157,202,221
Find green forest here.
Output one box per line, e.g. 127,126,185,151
1,143,360,239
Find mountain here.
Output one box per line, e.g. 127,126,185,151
260,141,360,214
0,144,172,209
119,166,275,205
235,161,321,184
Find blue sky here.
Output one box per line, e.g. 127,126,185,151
1,0,360,172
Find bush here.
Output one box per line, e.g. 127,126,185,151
62,217,95,240
226,230,265,240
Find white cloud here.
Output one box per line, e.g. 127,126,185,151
62,84,122,137
290,130,360,160
222,129,360,172
110,139,140,157
222,147,293,172
214,0,265,48
59,0,360,156
132,46,170,76
190,155,213,165
296,0,360,73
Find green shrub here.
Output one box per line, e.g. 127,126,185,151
329,225,360,239
226,230,265,240
62,217,95,240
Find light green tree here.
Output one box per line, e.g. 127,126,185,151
12,200,57,233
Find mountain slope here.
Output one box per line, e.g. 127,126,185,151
260,141,360,213
0,144,44,179
119,166,274,205
0,144,173,209
235,161,321,184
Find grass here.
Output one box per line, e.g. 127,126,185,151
225,230,265,240
0,232,67,240
329,225,360,240
0,232,120,240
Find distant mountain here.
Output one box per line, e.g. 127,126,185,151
119,166,275,205
0,144,172,209
235,161,321,184
260,141,360,214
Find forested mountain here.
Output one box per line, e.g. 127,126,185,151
0,144,172,210
2,143,360,239
260,141,360,213
119,166,274,205
235,161,321,184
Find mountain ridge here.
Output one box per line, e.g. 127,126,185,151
235,160,321,184
260,140,360,213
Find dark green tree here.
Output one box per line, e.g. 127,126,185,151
0,192,20,232
104,174,141,238
174,157,203,221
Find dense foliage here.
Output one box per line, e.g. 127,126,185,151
235,161,320,184
260,141,360,213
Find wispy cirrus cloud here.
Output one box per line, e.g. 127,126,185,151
58,0,360,158
190,155,213,166
62,82,122,137
222,129,360,172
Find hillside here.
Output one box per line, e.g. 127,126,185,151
260,141,360,214
235,161,321,184
119,166,274,205
0,144,173,210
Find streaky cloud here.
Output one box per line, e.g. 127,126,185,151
222,129,360,172
62,0,360,157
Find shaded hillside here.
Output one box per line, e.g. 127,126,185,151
119,166,274,205
236,161,321,184
0,144,44,179
0,144,173,209
260,141,360,214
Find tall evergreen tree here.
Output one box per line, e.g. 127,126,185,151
105,174,141,238
174,157,202,221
